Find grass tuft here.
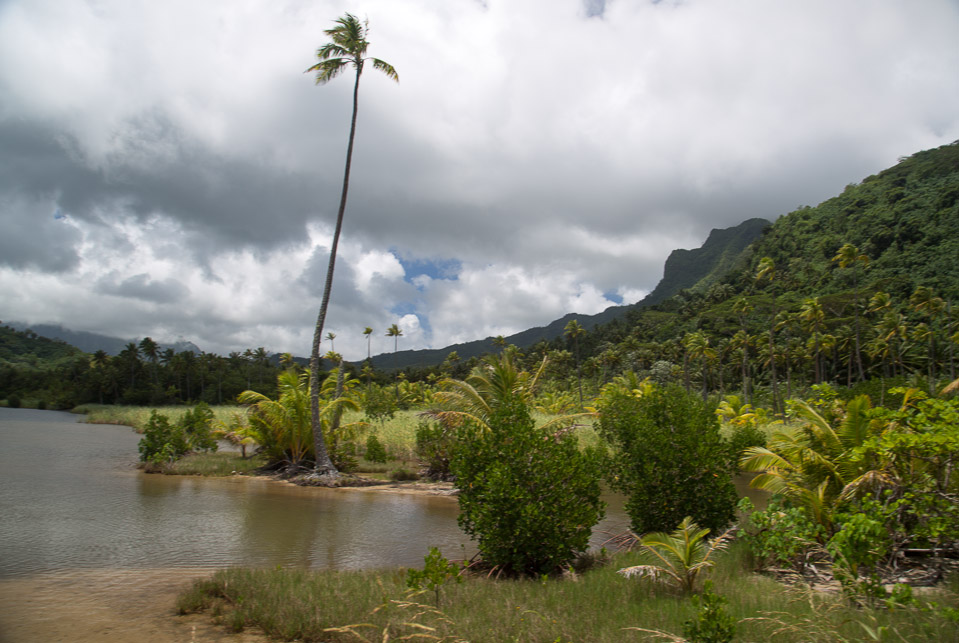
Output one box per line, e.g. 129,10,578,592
166,452,267,476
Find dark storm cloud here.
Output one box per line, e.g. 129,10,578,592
95,272,188,304
0,113,335,259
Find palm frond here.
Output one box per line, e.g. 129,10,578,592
791,399,842,454
617,564,680,585
370,57,399,82
740,446,793,473
747,471,790,495
306,58,349,85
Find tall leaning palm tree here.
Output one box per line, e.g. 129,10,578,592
305,14,398,476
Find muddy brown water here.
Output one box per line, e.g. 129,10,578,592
0,407,760,642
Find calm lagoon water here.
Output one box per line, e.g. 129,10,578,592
0,407,641,578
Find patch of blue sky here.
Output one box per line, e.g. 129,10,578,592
603,290,624,305
394,251,461,288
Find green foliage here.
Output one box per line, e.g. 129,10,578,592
738,497,824,571
389,466,419,481
362,384,397,423
726,421,768,465
598,381,738,535
415,419,456,481
741,394,881,534
138,410,189,466
618,516,734,595
6,393,20,408
853,394,959,547
682,580,736,643
828,512,889,577
239,370,363,469
451,394,605,576
364,432,387,463
405,546,463,608
180,402,218,452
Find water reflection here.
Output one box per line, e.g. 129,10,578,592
0,408,762,579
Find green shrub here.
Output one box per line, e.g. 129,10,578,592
682,580,736,643
415,419,456,480
451,394,604,576
738,497,824,571
138,410,189,466
363,385,397,423
365,433,387,463
726,421,766,465
390,467,420,481
406,546,463,608
828,511,889,599
7,394,21,408
180,402,218,452
598,382,737,535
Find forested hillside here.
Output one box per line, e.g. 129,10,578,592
725,142,959,300
531,141,959,408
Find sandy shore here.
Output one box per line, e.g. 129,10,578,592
0,568,269,643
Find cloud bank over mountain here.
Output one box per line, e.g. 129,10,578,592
1,0,957,359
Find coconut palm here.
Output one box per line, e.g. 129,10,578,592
911,285,946,391
832,243,869,381
139,337,160,387
732,297,753,401
386,323,403,353
363,326,374,360
565,320,587,408
304,13,398,476
799,297,827,384
683,331,715,401
756,257,781,413
618,517,734,594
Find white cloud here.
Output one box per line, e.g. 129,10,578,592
1,0,958,362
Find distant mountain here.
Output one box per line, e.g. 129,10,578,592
368,217,770,371
642,218,771,304
4,323,201,356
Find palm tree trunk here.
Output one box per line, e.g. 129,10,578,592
309,67,363,476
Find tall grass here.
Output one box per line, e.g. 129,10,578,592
357,409,602,460
75,404,240,433
177,542,959,642
76,404,599,453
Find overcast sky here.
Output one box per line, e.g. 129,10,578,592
2,0,958,361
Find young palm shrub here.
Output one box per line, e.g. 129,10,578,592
212,411,259,458
428,349,591,434
618,517,734,594
238,370,363,470
739,395,885,535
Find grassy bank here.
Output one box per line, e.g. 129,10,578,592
75,404,243,432
162,451,268,476
74,404,601,458
177,543,959,642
